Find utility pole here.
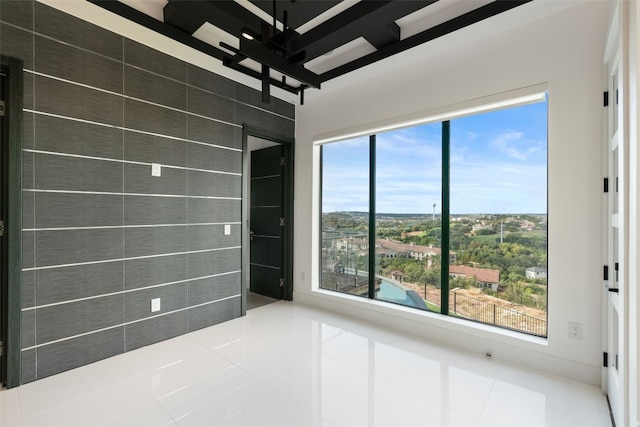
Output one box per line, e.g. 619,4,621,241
433,203,436,221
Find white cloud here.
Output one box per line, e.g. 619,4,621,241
490,130,542,160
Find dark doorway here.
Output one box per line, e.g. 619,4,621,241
242,128,294,314
250,144,283,300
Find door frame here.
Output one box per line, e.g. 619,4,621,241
0,55,23,389
602,3,628,425
241,125,294,315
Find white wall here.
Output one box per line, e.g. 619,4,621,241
294,0,614,386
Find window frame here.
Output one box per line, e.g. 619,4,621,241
317,87,548,338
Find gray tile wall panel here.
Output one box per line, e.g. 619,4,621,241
35,75,123,126
187,198,241,224
36,327,124,379
4,0,297,384
187,224,241,251
124,163,186,196
36,261,124,306
35,193,123,228
23,110,34,150
22,231,34,268
187,247,241,279
23,72,34,110
124,226,186,258
22,271,35,309
22,150,34,189
124,98,186,139
186,115,241,150
35,228,124,268
124,39,186,82
34,114,123,159
187,64,235,98
1,0,34,30
187,170,241,198
21,349,36,385
188,272,240,306
124,195,186,226
0,25,34,69
34,2,122,60
188,297,240,331
125,311,188,352
35,36,123,94
187,86,235,124
234,102,272,129
21,310,35,348
36,294,124,343
124,254,187,291
273,114,296,139
22,191,34,230
125,282,188,322
187,143,241,174
124,131,186,167
124,65,186,110
35,153,123,193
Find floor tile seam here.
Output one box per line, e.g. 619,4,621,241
474,358,504,425
18,374,148,422
119,342,213,379
494,364,610,410
7,389,25,427
124,374,183,427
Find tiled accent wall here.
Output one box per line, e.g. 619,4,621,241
0,0,295,384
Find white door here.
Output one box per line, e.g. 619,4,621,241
603,3,627,426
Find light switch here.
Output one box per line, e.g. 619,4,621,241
224,224,231,235
151,163,162,177
151,298,161,312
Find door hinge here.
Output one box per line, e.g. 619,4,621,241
604,91,609,107
0,100,5,117
280,217,285,227
280,157,285,166
0,341,3,356
604,177,609,193
603,351,608,367
604,265,609,281
279,278,284,287
0,220,5,237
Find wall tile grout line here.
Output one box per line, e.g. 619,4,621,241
20,293,242,352
22,246,242,272
23,109,243,153
21,270,241,311
22,148,243,176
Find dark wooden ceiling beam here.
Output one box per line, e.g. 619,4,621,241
290,1,435,62
320,0,533,83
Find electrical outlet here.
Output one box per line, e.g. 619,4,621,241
151,298,161,313
568,322,583,339
301,271,305,281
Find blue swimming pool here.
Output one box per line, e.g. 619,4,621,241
377,280,429,310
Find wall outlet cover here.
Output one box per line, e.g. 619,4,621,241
151,298,161,312
151,163,162,177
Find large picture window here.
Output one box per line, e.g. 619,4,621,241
320,94,548,337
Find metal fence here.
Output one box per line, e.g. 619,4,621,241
450,291,547,337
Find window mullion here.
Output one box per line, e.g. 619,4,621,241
441,121,450,315
368,134,376,299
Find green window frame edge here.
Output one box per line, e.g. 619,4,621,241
2,55,23,388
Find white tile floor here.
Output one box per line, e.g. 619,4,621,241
0,301,611,427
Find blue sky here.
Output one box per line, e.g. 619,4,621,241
322,99,548,215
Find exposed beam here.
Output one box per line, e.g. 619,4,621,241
320,0,533,83
164,1,266,39
289,1,434,62
89,0,227,61
364,22,401,50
